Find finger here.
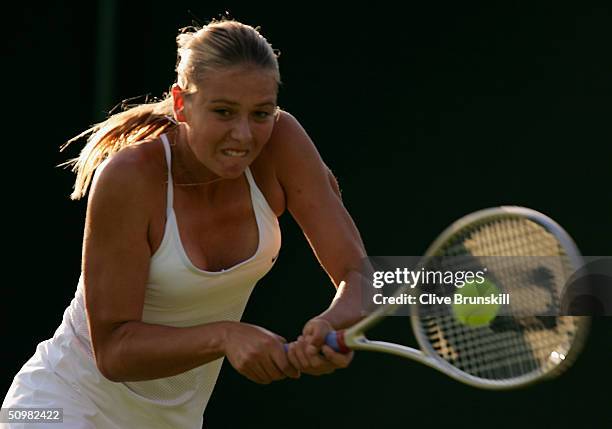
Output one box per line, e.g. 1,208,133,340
321,345,353,368
242,367,267,385
303,326,324,347
272,344,300,379
286,342,300,369
304,344,334,373
304,319,332,339
252,362,273,384
291,342,337,375
260,357,286,382
289,340,310,371
309,327,335,349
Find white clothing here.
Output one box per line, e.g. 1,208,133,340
2,134,281,428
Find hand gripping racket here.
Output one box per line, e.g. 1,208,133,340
316,206,589,390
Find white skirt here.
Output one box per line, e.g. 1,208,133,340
2,331,207,429
2,342,107,429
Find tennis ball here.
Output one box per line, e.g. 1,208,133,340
452,278,501,327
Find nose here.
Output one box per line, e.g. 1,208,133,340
230,116,253,143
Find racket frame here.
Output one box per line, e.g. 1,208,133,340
339,206,590,390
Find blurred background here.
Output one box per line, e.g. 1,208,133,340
6,1,612,427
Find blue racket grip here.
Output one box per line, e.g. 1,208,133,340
324,331,341,352
282,331,345,353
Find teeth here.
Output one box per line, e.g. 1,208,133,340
222,149,248,157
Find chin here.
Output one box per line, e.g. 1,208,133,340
219,165,248,179
218,158,254,179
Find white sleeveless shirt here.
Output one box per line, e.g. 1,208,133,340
3,135,281,428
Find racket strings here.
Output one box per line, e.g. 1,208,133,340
417,216,582,381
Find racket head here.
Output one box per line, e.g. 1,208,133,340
411,206,590,389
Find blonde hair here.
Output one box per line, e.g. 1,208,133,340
61,19,280,200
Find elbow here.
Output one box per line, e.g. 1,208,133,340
91,331,128,382
94,351,123,382
327,169,342,199
100,370,122,383
89,321,132,382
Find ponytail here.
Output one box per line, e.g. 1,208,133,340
59,96,175,200
61,18,280,200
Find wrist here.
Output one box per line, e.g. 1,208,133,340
212,321,239,355
308,317,334,330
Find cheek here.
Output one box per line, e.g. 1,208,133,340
192,122,227,146
254,122,276,144
185,130,215,162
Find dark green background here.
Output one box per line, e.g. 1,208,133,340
6,1,611,427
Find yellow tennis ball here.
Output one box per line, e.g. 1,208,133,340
452,278,501,327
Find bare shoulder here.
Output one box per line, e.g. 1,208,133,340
266,110,333,183
267,110,313,152
265,110,328,172
270,110,301,135
88,138,165,213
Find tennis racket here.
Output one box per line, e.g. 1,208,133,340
314,206,589,390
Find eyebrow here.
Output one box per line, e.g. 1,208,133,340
209,99,276,107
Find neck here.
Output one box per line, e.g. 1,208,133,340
170,126,225,187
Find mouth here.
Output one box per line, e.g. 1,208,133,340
221,149,249,158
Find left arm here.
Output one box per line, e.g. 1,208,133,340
270,111,367,372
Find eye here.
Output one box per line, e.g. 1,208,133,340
253,111,272,120
213,108,232,117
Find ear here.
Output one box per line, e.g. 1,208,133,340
171,84,187,122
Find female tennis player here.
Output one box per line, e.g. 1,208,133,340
2,19,365,428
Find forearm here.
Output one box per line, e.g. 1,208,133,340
314,270,368,330
96,320,233,382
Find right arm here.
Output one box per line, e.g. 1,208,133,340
83,150,297,383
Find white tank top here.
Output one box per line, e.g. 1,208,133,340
44,134,282,428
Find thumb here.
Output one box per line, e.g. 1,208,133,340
303,323,317,337
304,319,331,347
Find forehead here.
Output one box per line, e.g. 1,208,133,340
194,65,278,105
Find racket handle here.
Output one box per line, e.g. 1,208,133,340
282,330,350,354
325,330,351,353
325,331,342,352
